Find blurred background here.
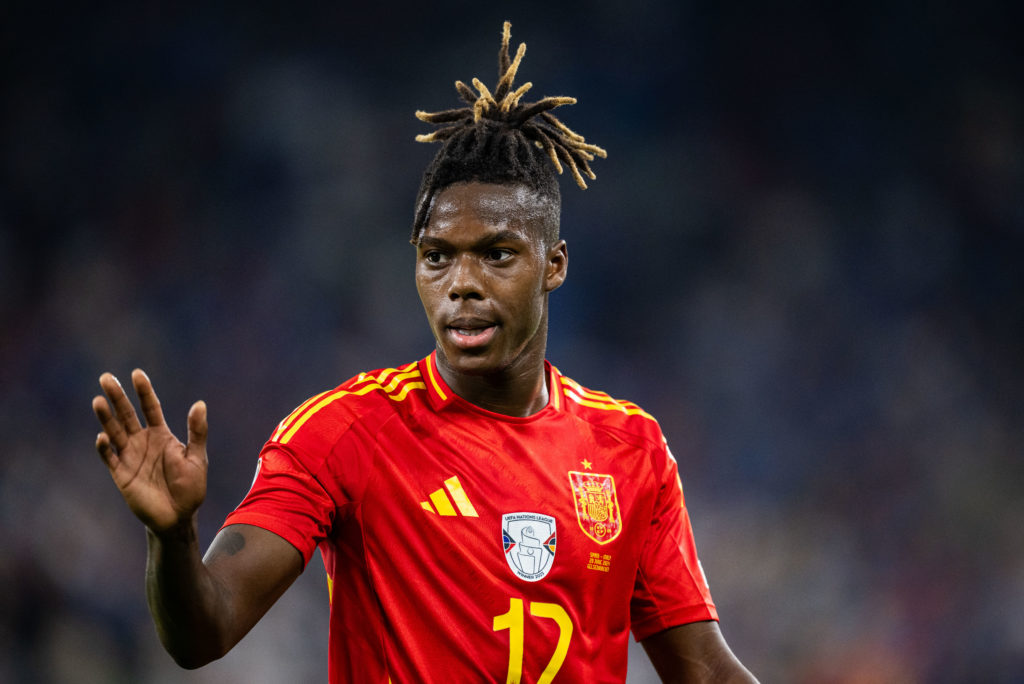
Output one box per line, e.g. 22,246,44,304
2,1,1022,682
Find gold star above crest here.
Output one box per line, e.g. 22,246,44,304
581,458,593,470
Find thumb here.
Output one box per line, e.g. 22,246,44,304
186,400,208,457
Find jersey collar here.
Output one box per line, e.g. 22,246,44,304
419,351,565,418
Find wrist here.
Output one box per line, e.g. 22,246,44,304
147,516,198,545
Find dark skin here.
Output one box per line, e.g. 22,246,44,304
92,370,301,668
93,181,756,680
414,182,565,416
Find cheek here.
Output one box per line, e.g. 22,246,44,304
414,276,425,306
506,277,547,326
415,275,439,314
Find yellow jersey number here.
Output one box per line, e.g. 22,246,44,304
492,598,573,684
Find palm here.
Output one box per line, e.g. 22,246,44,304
93,370,208,533
114,424,206,531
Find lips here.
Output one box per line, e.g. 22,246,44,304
445,317,498,350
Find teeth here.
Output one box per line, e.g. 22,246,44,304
456,328,483,336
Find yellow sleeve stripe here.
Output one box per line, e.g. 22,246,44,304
374,362,419,386
560,377,617,402
372,363,414,387
561,385,656,421
278,383,380,444
374,368,422,394
275,370,426,445
373,367,398,386
561,377,650,413
270,372,384,441
271,389,334,442
388,380,427,402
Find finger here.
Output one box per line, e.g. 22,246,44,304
186,401,209,464
99,372,143,434
132,368,166,427
92,393,129,452
186,400,208,451
95,431,120,470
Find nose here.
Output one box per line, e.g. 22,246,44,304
448,256,484,301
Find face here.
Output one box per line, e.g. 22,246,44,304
415,182,567,378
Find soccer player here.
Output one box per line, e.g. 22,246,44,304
91,22,756,683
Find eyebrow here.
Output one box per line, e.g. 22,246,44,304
417,229,529,251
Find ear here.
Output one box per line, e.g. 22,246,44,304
544,240,568,293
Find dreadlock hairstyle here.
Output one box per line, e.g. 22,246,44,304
411,21,607,242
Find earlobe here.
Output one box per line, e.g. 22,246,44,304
545,240,568,292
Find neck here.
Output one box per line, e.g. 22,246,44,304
435,326,550,418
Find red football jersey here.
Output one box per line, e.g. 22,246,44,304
224,352,717,683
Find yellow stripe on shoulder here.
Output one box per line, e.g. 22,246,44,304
561,378,616,403
560,377,656,422
387,380,426,402
278,383,380,444
275,367,427,445
376,368,423,394
373,361,417,384
270,372,383,442
271,389,334,442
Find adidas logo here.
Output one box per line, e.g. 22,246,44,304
421,476,478,517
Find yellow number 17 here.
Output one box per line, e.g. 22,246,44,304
492,598,574,684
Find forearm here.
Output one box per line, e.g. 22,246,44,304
643,622,758,684
652,649,758,684
145,520,234,668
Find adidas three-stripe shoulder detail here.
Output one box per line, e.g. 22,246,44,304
271,363,425,445
559,376,656,422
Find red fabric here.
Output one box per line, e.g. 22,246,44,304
224,353,717,682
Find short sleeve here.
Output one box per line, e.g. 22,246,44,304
221,379,381,565
222,445,339,566
630,444,718,641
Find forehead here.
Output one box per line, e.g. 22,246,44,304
422,182,552,241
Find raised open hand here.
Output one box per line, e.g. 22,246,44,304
92,369,208,533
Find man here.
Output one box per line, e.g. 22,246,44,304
92,22,756,683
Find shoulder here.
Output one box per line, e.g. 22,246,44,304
556,370,664,448
267,361,429,450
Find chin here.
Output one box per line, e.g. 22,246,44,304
437,346,511,377
441,352,499,376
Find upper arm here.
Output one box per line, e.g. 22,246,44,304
630,441,717,639
202,523,305,645
641,621,758,683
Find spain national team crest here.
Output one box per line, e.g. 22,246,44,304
502,512,557,582
567,471,622,544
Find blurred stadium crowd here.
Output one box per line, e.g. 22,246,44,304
1,3,1021,682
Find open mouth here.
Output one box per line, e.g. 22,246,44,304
446,321,497,349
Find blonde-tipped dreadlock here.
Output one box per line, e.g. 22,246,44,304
416,21,606,190
411,22,607,240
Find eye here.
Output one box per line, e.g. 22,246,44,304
485,248,514,263
422,250,449,265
